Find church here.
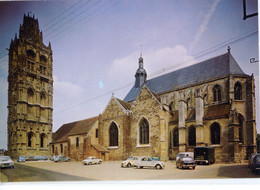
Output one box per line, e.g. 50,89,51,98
7,14,257,163
52,50,257,163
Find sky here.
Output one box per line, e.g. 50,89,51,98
0,0,258,150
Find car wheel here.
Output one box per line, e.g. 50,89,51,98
155,164,162,170
89,162,92,165
99,161,102,164
127,163,131,168
192,166,195,170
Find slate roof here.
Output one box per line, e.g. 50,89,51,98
51,116,98,143
124,52,246,102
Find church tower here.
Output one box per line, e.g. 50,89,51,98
135,55,147,87
7,14,53,158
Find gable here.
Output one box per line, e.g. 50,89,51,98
102,96,129,119
132,85,162,111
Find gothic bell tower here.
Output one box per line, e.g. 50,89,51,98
7,13,53,158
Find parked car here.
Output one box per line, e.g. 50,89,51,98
248,153,260,169
17,156,26,162
176,152,194,161
252,155,260,173
194,147,215,165
34,155,49,161
53,155,71,162
176,156,196,169
25,156,35,161
121,156,139,168
0,156,14,169
82,156,102,165
134,156,165,169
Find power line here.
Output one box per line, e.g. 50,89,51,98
43,0,93,36
41,0,85,31
47,0,116,43
44,0,100,38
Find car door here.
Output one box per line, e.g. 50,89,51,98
146,157,154,167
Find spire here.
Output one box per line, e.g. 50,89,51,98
135,55,147,88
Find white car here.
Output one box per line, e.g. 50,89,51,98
82,156,102,165
134,156,165,169
121,156,139,168
0,156,14,169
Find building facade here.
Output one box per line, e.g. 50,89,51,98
98,51,257,163
7,14,53,158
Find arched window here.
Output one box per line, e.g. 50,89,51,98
40,133,45,148
238,115,244,143
173,128,179,147
213,85,221,102
139,118,149,144
234,82,242,100
188,126,196,146
109,122,118,146
28,132,34,147
211,123,220,144
76,137,79,148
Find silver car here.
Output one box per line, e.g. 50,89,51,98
82,156,102,165
121,156,139,168
0,156,14,169
134,156,165,169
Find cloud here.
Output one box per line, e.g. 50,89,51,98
107,45,196,86
53,76,84,98
189,0,221,53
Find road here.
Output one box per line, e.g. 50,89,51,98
1,162,93,182
1,161,260,182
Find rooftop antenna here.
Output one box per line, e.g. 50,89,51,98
227,46,231,53
140,45,143,58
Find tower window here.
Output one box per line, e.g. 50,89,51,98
139,118,149,145
109,122,118,146
213,85,221,102
234,82,242,100
40,133,45,148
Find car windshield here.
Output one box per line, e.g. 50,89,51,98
127,157,133,160
179,154,187,158
256,156,260,162
86,157,94,159
0,156,11,161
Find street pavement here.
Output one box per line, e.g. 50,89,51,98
1,160,260,182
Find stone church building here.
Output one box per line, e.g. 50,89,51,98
7,14,53,158
53,50,257,163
